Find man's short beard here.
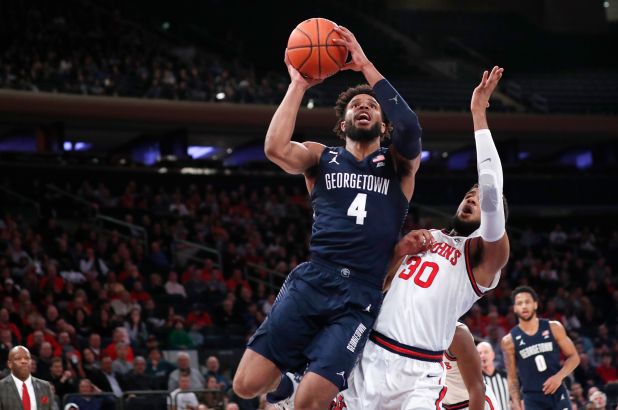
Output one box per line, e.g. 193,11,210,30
345,119,381,142
451,215,480,237
517,312,535,322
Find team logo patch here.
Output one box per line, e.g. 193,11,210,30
542,330,550,339
372,155,385,162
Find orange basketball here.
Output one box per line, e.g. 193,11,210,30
286,18,348,80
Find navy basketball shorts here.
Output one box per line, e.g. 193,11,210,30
247,258,384,391
523,385,571,410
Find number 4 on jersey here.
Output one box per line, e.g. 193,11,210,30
347,193,368,225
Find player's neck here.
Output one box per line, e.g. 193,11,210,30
518,316,539,334
483,364,495,375
345,139,380,161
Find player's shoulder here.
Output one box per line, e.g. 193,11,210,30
548,320,566,334
501,332,514,348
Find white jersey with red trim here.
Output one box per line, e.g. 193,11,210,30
443,351,469,405
443,352,502,410
374,229,500,352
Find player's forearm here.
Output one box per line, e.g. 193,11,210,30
468,385,486,410
361,62,384,88
372,78,422,159
471,109,489,132
475,128,505,243
557,354,580,380
507,376,522,404
264,82,306,159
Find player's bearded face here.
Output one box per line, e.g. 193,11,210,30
345,118,382,142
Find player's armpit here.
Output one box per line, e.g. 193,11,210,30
470,234,509,289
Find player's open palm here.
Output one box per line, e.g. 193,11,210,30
542,374,563,395
470,66,504,112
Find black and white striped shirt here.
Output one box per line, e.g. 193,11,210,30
483,368,510,410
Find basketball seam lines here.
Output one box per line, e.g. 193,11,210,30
316,18,321,79
325,30,344,68
293,26,313,73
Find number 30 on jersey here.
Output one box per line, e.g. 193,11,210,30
398,256,440,288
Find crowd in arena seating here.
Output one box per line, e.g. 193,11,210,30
1,175,617,408
0,2,288,105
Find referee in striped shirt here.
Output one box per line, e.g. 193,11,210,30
478,342,511,409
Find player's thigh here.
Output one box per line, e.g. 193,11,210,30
340,342,386,409
247,263,321,373
294,371,340,410
399,361,446,410
304,307,377,392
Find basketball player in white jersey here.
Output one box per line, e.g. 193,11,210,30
443,323,501,410
333,66,509,410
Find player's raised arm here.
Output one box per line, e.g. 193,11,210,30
450,325,485,410
333,26,423,196
501,334,523,410
469,66,510,287
542,321,580,395
264,54,325,175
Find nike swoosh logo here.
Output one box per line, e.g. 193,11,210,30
480,157,492,164
426,374,439,378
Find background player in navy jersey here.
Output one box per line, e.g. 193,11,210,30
232,26,423,410
502,286,580,410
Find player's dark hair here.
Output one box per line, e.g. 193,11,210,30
333,84,392,141
511,286,539,303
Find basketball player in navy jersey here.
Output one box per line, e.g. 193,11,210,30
502,286,580,410
232,26,423,410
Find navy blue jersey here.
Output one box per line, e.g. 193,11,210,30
308,146,408,286
510,319,562,394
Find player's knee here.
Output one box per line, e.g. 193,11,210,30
232,372,262,399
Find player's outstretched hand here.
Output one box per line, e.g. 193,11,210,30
284,51,323,90
395,229,435,258
332,26,370,72
470,66,504,112
542,374,563,395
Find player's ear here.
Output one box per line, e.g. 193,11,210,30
340,121,346,133
380,122,386,135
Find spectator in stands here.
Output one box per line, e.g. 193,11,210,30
596,353,617,384
103,327,135,361
92,356,124,398
204,355,230,392
66,378,104,410
168,319,194,349
0,329,13,374
49,357,77,398
168,352,204,390
86,334,103,362
0,307,22,342
168,372,199,410
124,308,148,348
34,341,55,380
570,382,588,410
146,348,175,388
112,342,133,375
589,390,607,409
202,375,225,409
111,290,140,317
165,271,187,299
